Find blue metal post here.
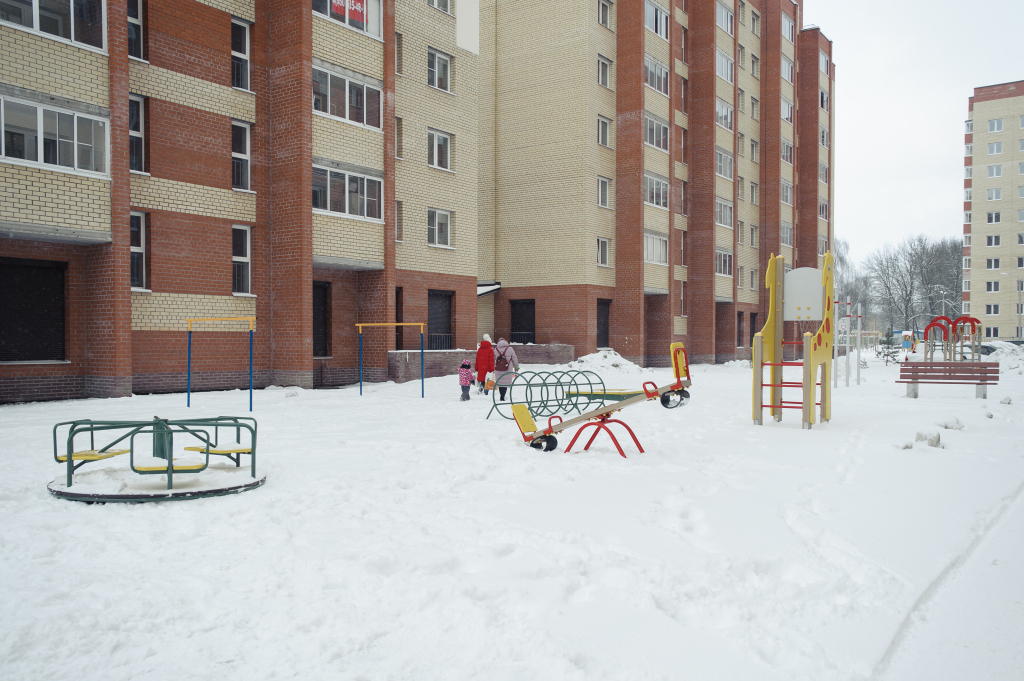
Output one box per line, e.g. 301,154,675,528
359,331,363,395
187,329,192,407
249,328,253,412
420,330,424,398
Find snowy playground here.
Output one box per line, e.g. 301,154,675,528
2,347,1023,680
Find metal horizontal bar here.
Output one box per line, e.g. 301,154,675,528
762,362,804,366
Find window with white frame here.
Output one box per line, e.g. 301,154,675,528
750,268,758,289
820,125,830,148
986,304,1000,316
738,89,745,113
311,165,383,219
751,97,760,120
781,138,793,164
716,2,734,34
428,130,450,170
966,143,973,156
738,46,746,69
128,0,143,59
820,90,829,112
1,96,108,175
782,12,794,41
644,173,669,208
986,280,1000,292
965,120,973,133
598,57,611,87
715,249,733,276
738,221,745,243
645,56,669,95
1019,209,1024,222
645,114,668,151
715,197,733,228
988,164,1001,178
598,116,610,146
750,10,760,35
819,162,829,184
985,326,999,338
964,257,971,269
819,199,829,220
781,180,793,206
312,67,382,129
750,139,759,162
597,237,609,265
781,221,793,246
312,0,383,38
599,0,611,28
739,0,746,23
716,98,734,130
751,55,760,78
989,142,1003,155
965,188,972,201
738,177,745,200
738,265,745,288
989,119,1003,133
231,21,250,90
231,122,250,190
965,167,972,179
986,258,1000,269
988,211,1001,224
738,132,745,154
988,188,1002,201
715,147,734,180
1020,162,1024,174
750,224,758,247
964,234,971,246
232,225,251,294
428,208,451,246
130,212,146,289
428,0,451,14
716,50,735,84
965,212,972,224
818,236,828,256
963,302,971,314
428,50,451,92
645,0,669,39
820,50,830,76
963,279,970,292
128,95,145,172
1,0,104,48
749,181,759,205
781,97,794,124
987,234,1001,246
781,56,794,84
598,176,610,207
644,233,668,264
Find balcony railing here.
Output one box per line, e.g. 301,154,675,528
427,334,453,350
510,332,535,344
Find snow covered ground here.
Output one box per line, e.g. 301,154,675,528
2,348,1023,680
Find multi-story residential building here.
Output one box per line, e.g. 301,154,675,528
962,80,1024,340
0,0,833,402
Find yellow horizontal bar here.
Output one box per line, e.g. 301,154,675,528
187,316,256,330
355,323,425,332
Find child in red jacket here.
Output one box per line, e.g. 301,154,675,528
458,358,474,401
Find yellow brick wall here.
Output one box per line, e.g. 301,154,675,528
0,26,109,108
131,291,256,332
313,14,384,81
477,295,495,339
644,85,671,122
195,0,255,22
312,115,384,173
1,164,110,233
644,204,670,234
674,315,687,336
130,174,256,222
312,212,385,263
644,262,669,291
128,61,255,122
586,0,618,290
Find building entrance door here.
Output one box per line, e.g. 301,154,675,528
428,290,454,349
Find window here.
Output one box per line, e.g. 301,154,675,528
966,144,973,156
232,226,251,294
716,50,735,84
750,224,758,247
989,119,1003,133
781,97,794,124
987,235,1001,246
965,234,972,246
716,2,734,35
428,130,450,170
963,279,970,292
965,211,972,224
645,0,669,40
965,167,972,179
715,147,734,180
820,125,830,148
645,114,668,151
738,132,745,154
312,0,383,38
781,181,793,206
128,96,145,172
750,182,759,205
987,212,1001,224
738,266,745,288
750,268,758,289
231,21,249,90
986,258,1000,269
750,139,759,162
395,200,403,240
820,90,830,112
597,237,609,265
964,302,971,314
738,89,745,113
986,305,1000,316
715,99,734,131
428,0,450,14
985,327,999,338
738,45,746,69
986,281,1000,292
644,174,669,208
989,142,1003,155
598,176,610,207
1,0,104,48
715,197,733,228
1020,209,1024,222
965,188,972,201
395,32,403,74
750,11,760,35
738,221,745,243
820,50,830,76
781,138,793,164
644,234,668,264
598,57,611,87
231,123,250,190
1020,162,1024,174
964,257,971,269
130,213,146,289
819,162,829,184
645,56,669,95
988,188,1002,201
395,117,403,157
751,97,760,121
819,199,829,220
428,50,451,92
128,0,143,59
598,116,610,146
781,221,793,247
311,67,382,129
818,236,828,256
739,0,746,23
781,12,794,41
737,177,745,200
311,165,383,219
965,120,974,133
2,97,108,174
988,164,1002,178
781,56,795,84
716,249,734,276
427,209,451,246
599,0,611,28
751,55,760,78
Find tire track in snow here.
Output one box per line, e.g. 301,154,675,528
870,474,1024,679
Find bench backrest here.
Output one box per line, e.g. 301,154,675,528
899,361,999,382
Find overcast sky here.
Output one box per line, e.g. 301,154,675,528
802,0,1022,264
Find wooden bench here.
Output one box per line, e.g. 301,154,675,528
896,361,999,398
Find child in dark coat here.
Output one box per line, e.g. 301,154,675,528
458,358,474,401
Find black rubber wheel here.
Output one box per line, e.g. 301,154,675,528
530,438,546,450
660,390,691,409
544,436,558,452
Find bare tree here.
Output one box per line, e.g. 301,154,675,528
866,240,918,333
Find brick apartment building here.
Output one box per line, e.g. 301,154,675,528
961,80,1024,339
0,0,834,402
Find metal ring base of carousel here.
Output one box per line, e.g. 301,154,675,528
48,469,267,503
